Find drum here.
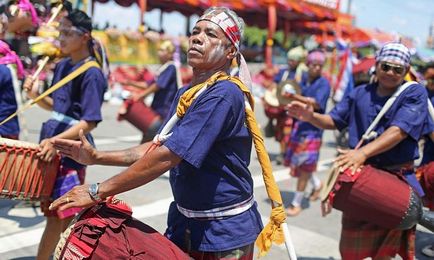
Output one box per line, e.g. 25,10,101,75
117,100,161,136
263,87,284,119
321,165,423,230
0,138,59,200
54,197,189,260
417,161,434,208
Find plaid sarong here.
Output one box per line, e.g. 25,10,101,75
41,165,86,219
284,134,322,176
188,243,254,260
340,214,415,259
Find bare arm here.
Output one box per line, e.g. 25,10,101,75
286,100,336,129
49,145,182,211
335,126,408,173
97,145,181,198
53,129,153,167
358,126,408,158
133,82,159,101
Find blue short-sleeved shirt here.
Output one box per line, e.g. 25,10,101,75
152,64,178,119
39,58,107,168
0,65,19,136
273,67,295,83
163,80,263,251
421,90,434,165
330,82,428,166
293,73,330,137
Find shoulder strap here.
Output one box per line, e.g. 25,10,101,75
361,81,417,142
0,60,100,126
428,98,434,122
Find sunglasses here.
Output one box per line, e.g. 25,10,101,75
380,62,405,75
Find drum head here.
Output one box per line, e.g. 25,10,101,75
263,87,279,107
277,79,301,106
320,166,340,202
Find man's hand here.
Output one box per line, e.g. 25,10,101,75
37,138,57,162
286,100,314,122
23,77,39,100
52,129,97,165
49,184,96,212
335,148,368,175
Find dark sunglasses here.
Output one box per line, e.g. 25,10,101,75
380,62,405,75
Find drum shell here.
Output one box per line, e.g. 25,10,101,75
118,100,160,134
332,165,412,229
0,139,59,201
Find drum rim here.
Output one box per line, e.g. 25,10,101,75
320,165,341,202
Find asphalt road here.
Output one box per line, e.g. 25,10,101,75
0,99,433,260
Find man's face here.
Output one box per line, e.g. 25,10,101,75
307,62,323,78
58,18,89,55
375,60,408,89
425,68,434,92
187,20,233,70
288,59,299,70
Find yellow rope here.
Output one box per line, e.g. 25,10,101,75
0,61,100,126
176,72,286,257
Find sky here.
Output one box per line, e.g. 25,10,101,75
92,0,434,47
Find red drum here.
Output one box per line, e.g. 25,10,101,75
417,162,434,207
0,138,59,200
118,100,161,136
322,165,423,230
55,197,189,260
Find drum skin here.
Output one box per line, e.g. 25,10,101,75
332,165,413,229
0,138,59,201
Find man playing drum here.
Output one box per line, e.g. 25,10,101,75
50,7,264,259
119,40,180,143
287,42,427,259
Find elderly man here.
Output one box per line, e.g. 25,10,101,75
287,42,427,259
50,7,265,259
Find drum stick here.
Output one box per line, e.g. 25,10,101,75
46,4,63,26
32,56,49,81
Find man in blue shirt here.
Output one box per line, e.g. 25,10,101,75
50,7,263,259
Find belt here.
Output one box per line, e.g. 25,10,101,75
176,195,255,220
51,111,79,126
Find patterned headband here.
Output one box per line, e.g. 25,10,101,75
198,10,241,51
375,42,411,67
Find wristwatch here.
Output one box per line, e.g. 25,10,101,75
88,183,102,201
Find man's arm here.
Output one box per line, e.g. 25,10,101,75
286,100,336,129
359,126,408,158
52,129,153,166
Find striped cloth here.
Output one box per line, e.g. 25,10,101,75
340,215,415,259
284,134,322,176
375,42,411,67
41,165,86,219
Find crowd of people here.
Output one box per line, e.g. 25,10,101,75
1,1,434,260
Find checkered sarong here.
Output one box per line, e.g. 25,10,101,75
339,214,415,259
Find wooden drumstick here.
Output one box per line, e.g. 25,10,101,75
46,3,63,26
24,56,49,93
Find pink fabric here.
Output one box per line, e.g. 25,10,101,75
17,0,39,26
0,40,24,78
307,51,326,65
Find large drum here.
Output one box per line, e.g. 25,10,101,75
0,138,59,200
321,165,424,230
55,197,189,260
117,100,161,137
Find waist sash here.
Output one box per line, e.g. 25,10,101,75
51,111,79,126
176,195,254,220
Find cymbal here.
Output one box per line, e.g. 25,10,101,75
276,79,301,106
320,166,340,202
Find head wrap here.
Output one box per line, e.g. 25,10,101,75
375,42,411,67
159,40,175,54
307,51,326,65
287,46,306,61
17,0,39,26
0,40,24,78
197,8,252,90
